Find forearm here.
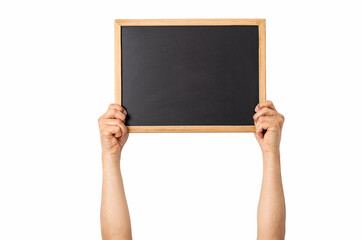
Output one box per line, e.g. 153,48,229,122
101,154,132,240
257,151,285,240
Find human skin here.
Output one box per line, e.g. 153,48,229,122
98,100,285,240
98,104,131,240
253,100,286,240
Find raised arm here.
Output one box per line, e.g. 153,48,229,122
253,101,286,240
98,104,132,240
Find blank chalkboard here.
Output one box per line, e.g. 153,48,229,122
114,19,266,132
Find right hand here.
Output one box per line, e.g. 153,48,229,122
98,104,129,158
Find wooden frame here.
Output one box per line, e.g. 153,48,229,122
115,19,266,133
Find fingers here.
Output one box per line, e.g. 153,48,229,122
101,119,128,138
108,104,127,115
255,116,284,133
119,121,128,138
102,104,127,121
98,104,128,139
107,125,121,138
255,100,276,112
102,119,124,127
253,101,284,152
103,108,126,121
253,101,284,133
99,118,127,138
253,107,279,123
255,117,272,134
98,119,121,137
253,100,284,124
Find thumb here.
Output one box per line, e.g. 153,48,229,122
254,132,263,143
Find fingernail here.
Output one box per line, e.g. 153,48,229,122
255,106,259,112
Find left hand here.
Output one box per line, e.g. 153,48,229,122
253,100,285,154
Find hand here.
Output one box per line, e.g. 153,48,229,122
98,104,129,158
253,101,284,154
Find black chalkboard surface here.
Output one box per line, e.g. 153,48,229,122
115,19,266,132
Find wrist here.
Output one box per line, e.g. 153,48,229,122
262,148,280,157
262,150,281,167
102,152,121,168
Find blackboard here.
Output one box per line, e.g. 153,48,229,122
114,19,266,132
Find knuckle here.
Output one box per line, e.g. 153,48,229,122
121,124,128,132
109,103,123,110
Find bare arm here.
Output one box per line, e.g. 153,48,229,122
253,101,286,240
98,104,132,240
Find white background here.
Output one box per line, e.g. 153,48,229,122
0,0,360,239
